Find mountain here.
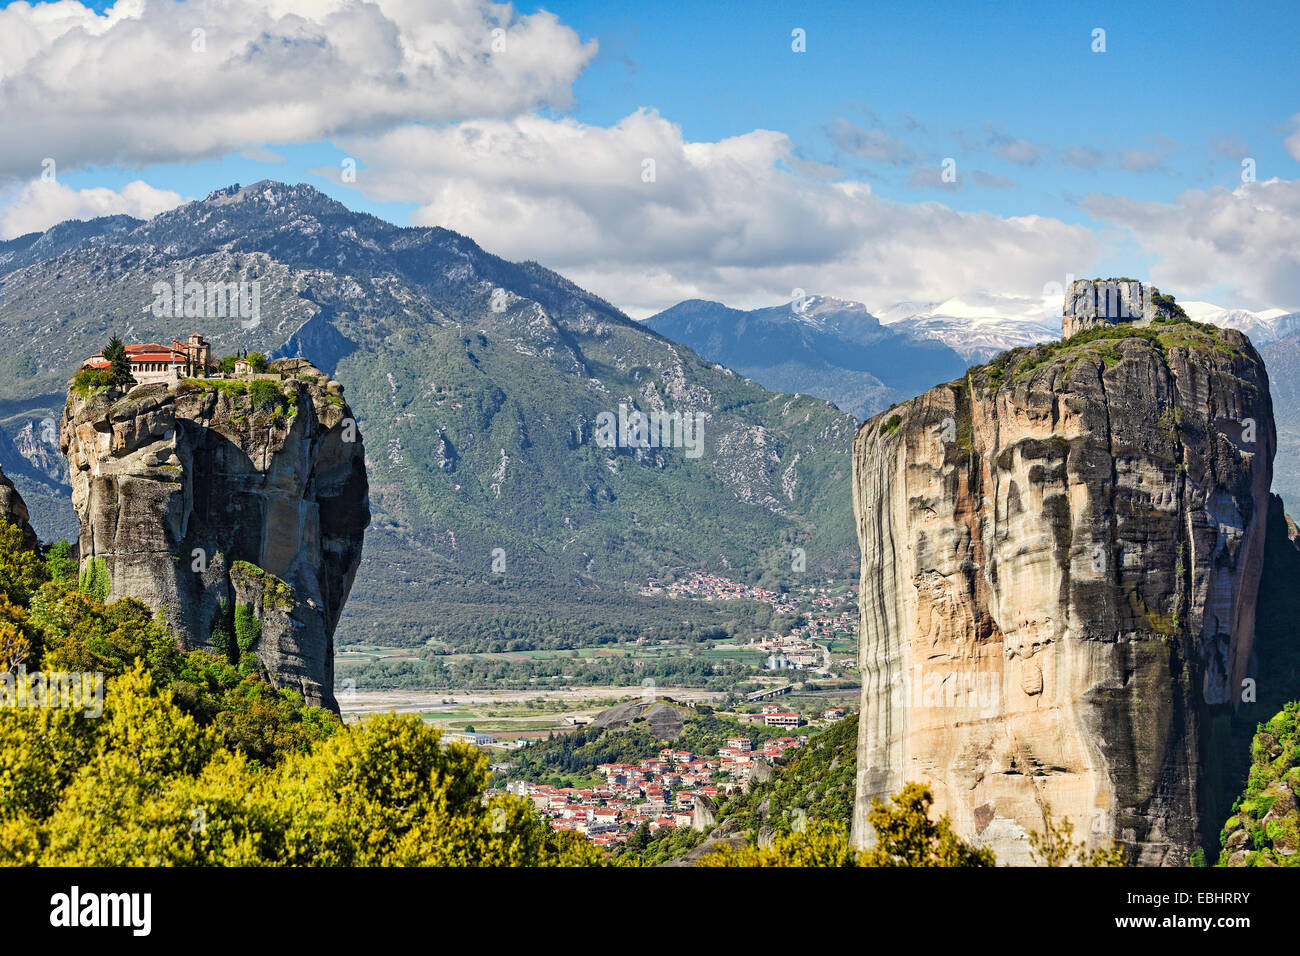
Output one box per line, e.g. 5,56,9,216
851,282,1297,865
1179,300,1300,346
1262,332,1300,512
877,292,1059,362
644,295,968,418
0,181,858,647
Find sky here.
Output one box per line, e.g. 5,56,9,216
0,0,1297,317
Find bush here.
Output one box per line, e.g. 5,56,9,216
77,557,111,603
71,368,114,396
247,379,285,413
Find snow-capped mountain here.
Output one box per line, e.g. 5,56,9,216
1177,301,1300,346
876,291,1060,361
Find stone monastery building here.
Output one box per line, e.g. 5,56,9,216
82,333,213,385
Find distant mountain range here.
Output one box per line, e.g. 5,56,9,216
644,296,968,418
0,181,858,647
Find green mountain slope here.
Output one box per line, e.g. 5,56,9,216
0,181,858,647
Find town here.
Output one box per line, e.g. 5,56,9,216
640,571,858,672
504,732,808,847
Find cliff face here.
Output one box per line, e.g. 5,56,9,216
0,465,38,550
851,320,1276,865
60,358,369,709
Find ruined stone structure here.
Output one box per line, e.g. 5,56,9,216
1062,278,1162,338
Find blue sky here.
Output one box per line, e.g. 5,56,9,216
1,0,1297,314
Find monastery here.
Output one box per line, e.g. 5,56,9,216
82,333,214,385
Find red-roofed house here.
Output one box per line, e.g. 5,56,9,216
83,333,213,385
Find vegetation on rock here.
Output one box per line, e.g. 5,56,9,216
0,520,602,866
1218,701,1300,866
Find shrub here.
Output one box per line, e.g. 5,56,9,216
76,557,111,604
247,378,285,413
71,368,114,396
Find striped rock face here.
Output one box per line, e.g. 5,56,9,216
60,358,369,710
851,322,1275,865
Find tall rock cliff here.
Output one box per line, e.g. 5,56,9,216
0,464,38,551
851,313,1277,865
60,358,369,709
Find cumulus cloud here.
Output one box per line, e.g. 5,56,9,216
0,0,596,180
334,110,1104,316
1081,178,1300,311
0,179,184,238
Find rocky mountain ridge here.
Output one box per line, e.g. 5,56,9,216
645,295,968,418
0,181,858,648
0,464,38,551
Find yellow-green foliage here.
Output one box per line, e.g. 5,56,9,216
699,783,995,867
1027,803,1129,867
698,819,864,867
4,666,604,866
1218,701,1300,866
0,521,48,605
231,560,294,610
0,531,604,867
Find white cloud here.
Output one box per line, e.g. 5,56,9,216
0,179,184,239
1081,178,1300,311
0,0,595,180
335,110,1104,316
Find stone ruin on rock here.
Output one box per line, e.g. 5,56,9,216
1062,277,1170,338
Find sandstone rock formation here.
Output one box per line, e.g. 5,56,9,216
60,358,369,709
0,465,38,551
851,315,1275,865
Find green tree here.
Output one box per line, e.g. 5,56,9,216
233,604,261,673
45,541,76,584
859,783,996,867
77,557,111,603
102,336,132,385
